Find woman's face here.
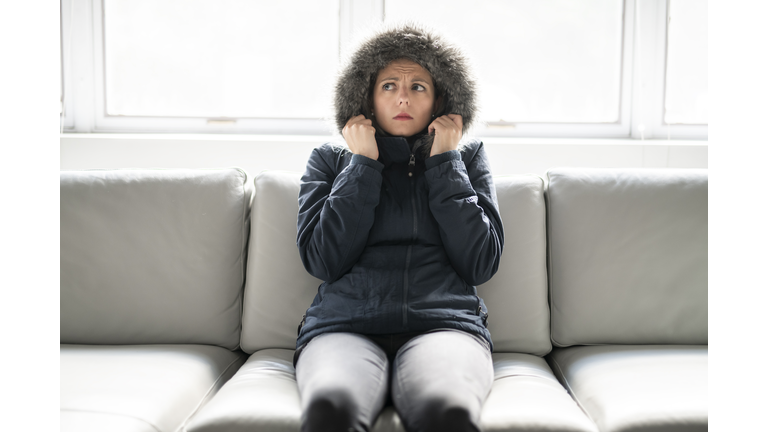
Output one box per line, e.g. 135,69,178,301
372,59,437,137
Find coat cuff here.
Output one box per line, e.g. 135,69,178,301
350,153,385,172
425,150,461,171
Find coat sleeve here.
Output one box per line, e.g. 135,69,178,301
423,141,504,286
297,145,384,282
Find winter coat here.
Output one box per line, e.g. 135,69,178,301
295,23,503,350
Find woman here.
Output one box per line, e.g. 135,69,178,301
295,23,503,432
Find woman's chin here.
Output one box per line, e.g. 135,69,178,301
382,123,425,138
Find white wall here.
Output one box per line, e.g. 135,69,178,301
60,134,707,180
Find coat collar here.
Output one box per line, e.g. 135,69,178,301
375,134,430,166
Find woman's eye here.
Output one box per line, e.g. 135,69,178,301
383,83,395,91
413,84,425,91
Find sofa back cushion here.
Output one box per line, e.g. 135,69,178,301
60,168,252,349
240,171,551,356
478,175,551,355
546,168,707,347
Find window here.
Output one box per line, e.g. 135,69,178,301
61,0,707,139
665,0,708,125
104,0,338,119
387,0,624,124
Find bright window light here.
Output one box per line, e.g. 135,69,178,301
104,0,339,119
664,0,708,125
385,0,624,123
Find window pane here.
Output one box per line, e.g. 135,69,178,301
665,0,707,125
385,0,624,123
104,0,339,118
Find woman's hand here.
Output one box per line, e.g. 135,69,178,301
428,114,463,157
342,115,378,160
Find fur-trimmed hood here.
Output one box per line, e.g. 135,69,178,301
334,22,478,156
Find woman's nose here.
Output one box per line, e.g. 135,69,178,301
397,88,409,105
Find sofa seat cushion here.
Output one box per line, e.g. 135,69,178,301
60,412,160,432
60,344,246,432
186,350,596,432
185,349,300,432
481,353,597,432
548,345,708,432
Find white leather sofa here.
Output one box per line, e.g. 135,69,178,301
544,168,708,432
60,166,707,432
60,169,253,432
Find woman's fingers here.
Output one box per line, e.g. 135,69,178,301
429,115,463,157
343,115,378,160
446,114,463,131
343,114,369,131
430,115,463,134
342,115,373,137
428,116,451,134
343,114,367,126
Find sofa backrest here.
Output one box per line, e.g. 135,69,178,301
546,168,708,347
240,171,551,356
478,175,551,355
60,168,252,350
240,171,321,353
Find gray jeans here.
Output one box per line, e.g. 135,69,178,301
295,329,494,432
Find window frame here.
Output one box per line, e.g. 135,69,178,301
60,0,707,140
630,0,707,139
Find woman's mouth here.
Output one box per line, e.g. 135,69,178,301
393,113,413,120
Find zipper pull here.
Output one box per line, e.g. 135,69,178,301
408,153,415,177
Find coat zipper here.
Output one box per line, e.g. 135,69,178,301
403,153,418,329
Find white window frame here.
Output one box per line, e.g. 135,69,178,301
475,0,636,139
60,0,707,140
60,0,78,132
630,0,707,139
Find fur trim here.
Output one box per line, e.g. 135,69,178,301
334,22,477,157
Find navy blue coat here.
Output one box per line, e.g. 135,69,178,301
296,136,504,351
